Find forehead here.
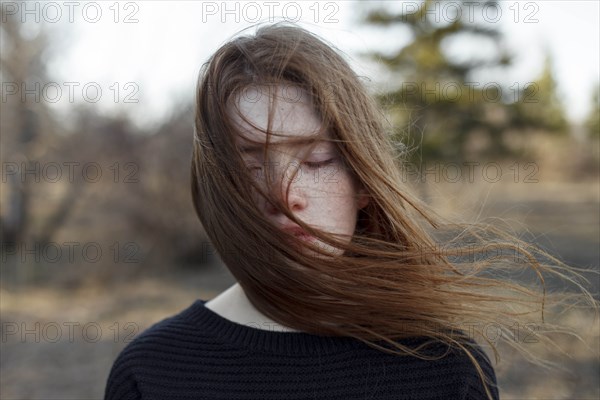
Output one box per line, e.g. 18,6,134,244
229,85,326,145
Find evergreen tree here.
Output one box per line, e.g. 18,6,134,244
363,0,569,161
510,55,569,134
364,0,511,160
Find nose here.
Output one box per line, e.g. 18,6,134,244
264,164,307,215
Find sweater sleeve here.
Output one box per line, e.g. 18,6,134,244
104,347,142,400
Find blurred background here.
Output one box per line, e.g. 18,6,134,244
1,0,598,398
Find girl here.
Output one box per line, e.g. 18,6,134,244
105,23,597,400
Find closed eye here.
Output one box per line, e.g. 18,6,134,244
304,158,336,169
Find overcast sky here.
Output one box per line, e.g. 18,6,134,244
19,0,599,129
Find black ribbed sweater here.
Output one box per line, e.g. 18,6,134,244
104,299,499,399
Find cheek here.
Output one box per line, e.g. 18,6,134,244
307,174,359,223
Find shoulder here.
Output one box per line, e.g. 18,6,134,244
441,339,499,400
382,336,498,399
104,305,200,400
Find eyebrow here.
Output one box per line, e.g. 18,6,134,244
237,137,330,155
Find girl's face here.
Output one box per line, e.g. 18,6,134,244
229,85,369,255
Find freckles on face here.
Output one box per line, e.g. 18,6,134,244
228,85,367,250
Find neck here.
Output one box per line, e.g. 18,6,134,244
205,283,300,332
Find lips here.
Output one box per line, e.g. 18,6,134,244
282,226,315,241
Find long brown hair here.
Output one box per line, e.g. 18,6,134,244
191,23,598,399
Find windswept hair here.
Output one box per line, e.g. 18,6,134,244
191,23,598,400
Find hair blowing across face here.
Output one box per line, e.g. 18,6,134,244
191,23,598,400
